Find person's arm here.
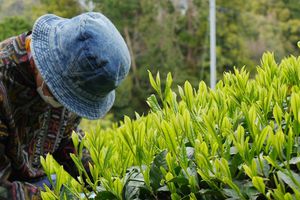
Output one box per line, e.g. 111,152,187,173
0,123,42,200
0,80,43,200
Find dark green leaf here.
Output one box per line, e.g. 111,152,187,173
95,191,117,200
168,176,189,186
229,154,243,177
277,170,300,191
150,150,168,191
223,188,239,200
123,167,150,200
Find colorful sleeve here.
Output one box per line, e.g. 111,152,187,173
0,124,42,200
0,36,15,50
0,79,42,199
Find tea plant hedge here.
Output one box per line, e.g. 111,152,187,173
41,52,300,200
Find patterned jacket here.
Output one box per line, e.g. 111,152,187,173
0,32,83,199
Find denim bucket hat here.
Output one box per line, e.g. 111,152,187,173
30,12,131,119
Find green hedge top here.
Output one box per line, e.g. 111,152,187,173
42,52,300,200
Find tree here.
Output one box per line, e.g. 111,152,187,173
28,0,300,121
32,0,82,19
94,0,189,118
245,0,300,62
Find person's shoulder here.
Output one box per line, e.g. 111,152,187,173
0,32,31,67
0,32,29,51
12,32,30,53
0,36,16,50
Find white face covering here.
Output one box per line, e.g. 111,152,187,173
37,81,62,108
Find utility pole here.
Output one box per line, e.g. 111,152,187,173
209,0,216,89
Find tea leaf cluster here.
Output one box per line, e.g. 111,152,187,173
42,52,300,200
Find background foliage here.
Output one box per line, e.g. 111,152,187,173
0,0,300,121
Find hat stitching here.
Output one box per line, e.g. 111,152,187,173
30,13,128,119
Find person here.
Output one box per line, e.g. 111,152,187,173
0,12,131,199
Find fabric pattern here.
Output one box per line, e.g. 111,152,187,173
0,32,83,200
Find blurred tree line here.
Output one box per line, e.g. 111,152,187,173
0,0,299,121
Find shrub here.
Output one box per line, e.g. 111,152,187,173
41,52,300,200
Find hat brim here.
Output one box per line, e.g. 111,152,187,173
31,14,115,120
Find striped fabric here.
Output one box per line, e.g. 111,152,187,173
0,32,84,200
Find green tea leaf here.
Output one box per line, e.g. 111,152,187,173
41,189,57,200
252,176,265,195
184,81,194,110
71,131,79,154
148,70,158,93
273,104,283,127
164,72,173,98
243,164,253,179
284,193,293,200
146,94,162,112
171,193,181,200
256,125,271,153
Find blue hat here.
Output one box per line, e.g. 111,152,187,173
31,12,131,119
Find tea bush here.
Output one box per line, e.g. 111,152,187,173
41,52,300,200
